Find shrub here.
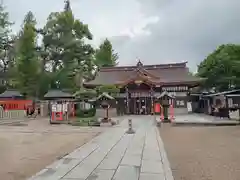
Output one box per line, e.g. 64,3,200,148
76,108,96,118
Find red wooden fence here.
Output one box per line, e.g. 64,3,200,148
0,100,33,110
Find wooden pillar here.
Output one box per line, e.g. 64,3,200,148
150,86,154,114
126,86,129,114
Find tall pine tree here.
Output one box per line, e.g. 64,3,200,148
15,11,39,97
0,3,14,78
95,39,118,68
42,0,95,90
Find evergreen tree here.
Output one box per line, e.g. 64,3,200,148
42,0,95,90
15,11,39,97
0,3,14,75
95,39,118,68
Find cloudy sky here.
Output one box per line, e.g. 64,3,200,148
5,0,240,71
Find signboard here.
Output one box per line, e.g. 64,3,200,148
162,86,188,92
51,104,57,112
63,103,68,112
131,92,151,97
56,104,62,112
187,102,192,112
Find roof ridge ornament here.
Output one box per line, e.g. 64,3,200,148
136,58,143,67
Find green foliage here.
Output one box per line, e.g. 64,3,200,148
97,85,119,95
197,44,240,91
0,3,15,83
41,0,95,90
14,11,39,97
74,88,97,99
76,108,96,118
0,1,121,99
0,85,6,94
95,39,118,68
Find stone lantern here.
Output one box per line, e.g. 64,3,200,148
157,91,175,122
96,93,115,123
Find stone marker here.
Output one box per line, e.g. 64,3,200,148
126,119,135,134
155,116,161,127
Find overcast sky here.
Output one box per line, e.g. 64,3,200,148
5,0,240,71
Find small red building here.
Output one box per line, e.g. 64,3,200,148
0,89,32,111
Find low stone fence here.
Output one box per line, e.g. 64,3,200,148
0,107,26,120
229,109,240,120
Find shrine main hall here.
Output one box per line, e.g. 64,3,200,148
85,61,202,115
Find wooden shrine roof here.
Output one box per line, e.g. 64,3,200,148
85,61,203,87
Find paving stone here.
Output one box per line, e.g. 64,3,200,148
141,160,164,174
121,155,141,166
156,128,174,180
47,158,80,169
144,140,159,150
98,134,132,170
87,169,115,180
126,142,145,155
113,165,140,180
125,148,143,156
64,143,98,159
98,156,122,170
145,141,159,150
64,132,127,179
31,158,81,180
29,117,175,180
139,173,165,180
64,147,113,178
63,161,97,179
142,150,161,161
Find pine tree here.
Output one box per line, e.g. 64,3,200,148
0,3,14,74
15,11,39,97
42,0,94,90
95,39,118,68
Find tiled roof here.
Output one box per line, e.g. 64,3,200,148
85,62,203,86
0,89,23,98
44,89,73,99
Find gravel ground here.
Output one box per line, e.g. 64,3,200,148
159,124,240,180
0,118,105,180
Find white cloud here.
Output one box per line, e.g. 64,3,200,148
120,16,159,38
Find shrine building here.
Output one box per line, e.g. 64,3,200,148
84,61,203,115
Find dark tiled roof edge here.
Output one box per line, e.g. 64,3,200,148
99,62,187,72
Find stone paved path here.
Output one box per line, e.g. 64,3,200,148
28,116,174,180
172,114,239,126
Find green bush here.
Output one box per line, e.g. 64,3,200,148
76,108,96,118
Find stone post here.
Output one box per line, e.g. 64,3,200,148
126,119,135,134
